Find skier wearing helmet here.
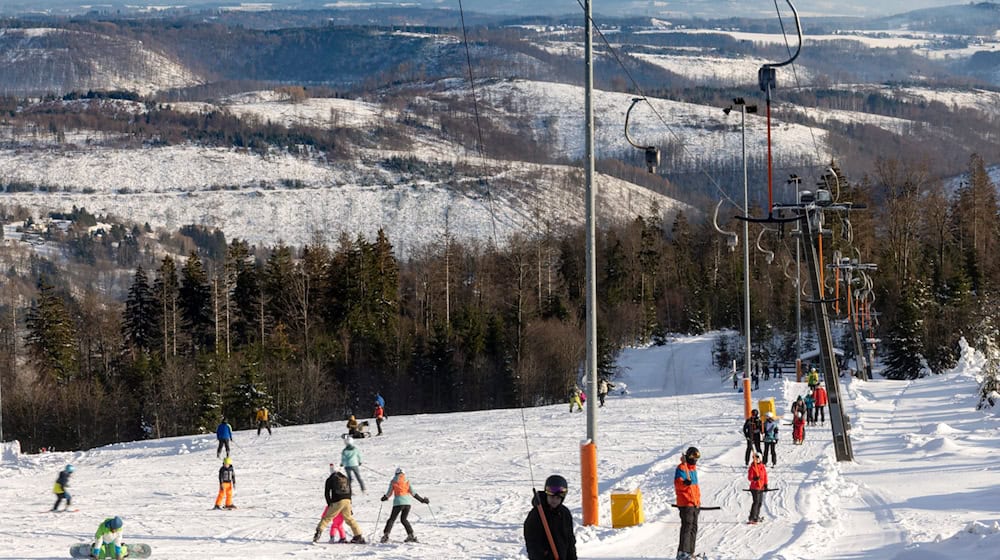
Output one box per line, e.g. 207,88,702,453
52,464,74,511
674,447,702,560
523,474,577,560
213,457,236,510
91,516,124,559
762,411,779,466
379,467,430,543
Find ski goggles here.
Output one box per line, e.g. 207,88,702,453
544,485,568,498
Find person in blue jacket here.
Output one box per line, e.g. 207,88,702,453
52,464,74,511
375,392,385,410
216,417,233,458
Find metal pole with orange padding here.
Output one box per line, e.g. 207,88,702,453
743,377,753,418
581,440,598,526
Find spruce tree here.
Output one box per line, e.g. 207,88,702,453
122,266,160,355
179,252,214,354
24,275,78,383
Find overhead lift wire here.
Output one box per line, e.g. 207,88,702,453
572,0,743,211
457,0,500,247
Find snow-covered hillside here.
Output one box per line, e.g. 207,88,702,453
2,333,998,559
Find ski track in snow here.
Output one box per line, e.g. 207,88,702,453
2,333,1000,559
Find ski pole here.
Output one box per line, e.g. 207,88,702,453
362,464,386,478
423,502,437,524
371,500,384,541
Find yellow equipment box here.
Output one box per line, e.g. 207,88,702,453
758,397,776,419
611,489,645,528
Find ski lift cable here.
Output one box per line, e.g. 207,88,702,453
771,0,827,168
572,0,742,211
457,0,501,248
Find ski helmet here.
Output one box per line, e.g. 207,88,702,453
395,467,405,475
108,516,123,530
65,464,75,473
543,474,568,498
685,447,701,462
223,457,232,466
766,411,775,418
345,435,354,446
751,409,759,416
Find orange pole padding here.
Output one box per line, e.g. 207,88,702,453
796,358,803,383
743,378,753,418
818,233,825,296
580,441,598,527
846,281,853,322
834,267,840,315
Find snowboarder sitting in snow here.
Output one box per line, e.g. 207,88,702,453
52,464,74,512
524,474,577,560
346,415,369,439
214,457,237,510
314,465,366,543
255,407,272,436
380,467,430,543
90,516,124,559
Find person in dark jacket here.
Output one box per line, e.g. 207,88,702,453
314,465,365,543
52,464,74,511
524,474,577,560
742,410,763,466
216,418,233,458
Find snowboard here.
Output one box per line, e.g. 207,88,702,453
70,543,151,559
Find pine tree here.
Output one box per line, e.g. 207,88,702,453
882,285,926,379
122,266,160,355
179,252,214,354
24,275,78,383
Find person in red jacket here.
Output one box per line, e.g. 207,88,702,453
374,403,385,436
674,447,702,560
747,452,768,524
792,411,806,444
813,384,829,424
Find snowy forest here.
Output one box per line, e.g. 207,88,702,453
1,150,999,452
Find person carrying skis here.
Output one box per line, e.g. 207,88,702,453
747,452,768,524
214,457,237,510
813,383,828,424
90,516,124,559
762,411,779,466
255,407,272,436
340,436,365,492
374,402,385,436
313,465,365,543
742,410,763,466
52,464,74,512
216,417,233,458
523,474,577,560
379,467,430,543
792,411,806,444
674,446,702,560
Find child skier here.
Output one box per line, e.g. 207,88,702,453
379,467,430,543
214,457,236,510
52,464,74,511
91,516,124,559
374,402,385,436
792,412,806,445
568,387,583,412
313,465,365,543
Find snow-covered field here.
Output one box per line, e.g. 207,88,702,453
2,332,998,559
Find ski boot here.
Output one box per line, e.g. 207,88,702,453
213,505,222,510
312,528,322,543
350,535,366,544
404,534,418,543
676,552,692,560
380,533,390,543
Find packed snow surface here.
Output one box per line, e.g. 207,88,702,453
2,333,999,558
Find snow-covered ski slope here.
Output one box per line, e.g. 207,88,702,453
1,333,998,559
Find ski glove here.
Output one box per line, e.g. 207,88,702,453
381,495,389,501
683,480,692,486
419,497,430,504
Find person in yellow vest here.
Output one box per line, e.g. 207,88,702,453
256,407,272,436
379,467,430,543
